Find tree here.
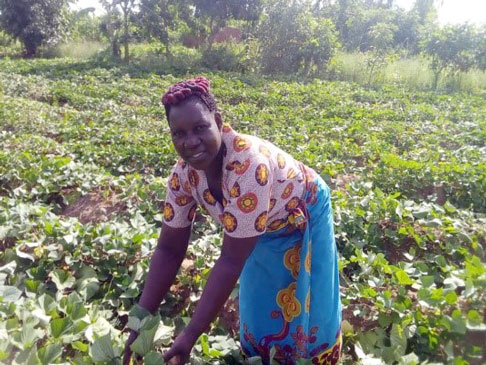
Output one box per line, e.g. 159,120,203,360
138,0,185,56
258,0,340,75
192,0,262,46
365,22,397,85
344,5,396,51
422,24,478,89
0,0,69,56
475,26,486,71
100,1,122,59
100,0,136,62
69,8,103,42
118,0,136,62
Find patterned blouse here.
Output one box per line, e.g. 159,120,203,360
163,123,311,238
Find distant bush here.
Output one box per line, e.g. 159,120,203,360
257,0,340,76
200,43,243,72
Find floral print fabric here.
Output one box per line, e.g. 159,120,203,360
239,174,342,364
163,123,306,238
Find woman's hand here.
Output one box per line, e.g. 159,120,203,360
163,329,199,365
123,330,139,365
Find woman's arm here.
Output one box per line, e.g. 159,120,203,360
163,233,260,364
123,223,191,365
137,223,192,313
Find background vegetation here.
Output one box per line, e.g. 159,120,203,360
0,0,485,364
0,0,485,92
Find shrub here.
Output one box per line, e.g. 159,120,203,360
257,0,340,76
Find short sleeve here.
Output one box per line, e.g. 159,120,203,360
221,156,273,238
163,162,197,228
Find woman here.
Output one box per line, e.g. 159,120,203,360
124,77,342,364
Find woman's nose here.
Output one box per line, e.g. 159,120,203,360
184,134,201,149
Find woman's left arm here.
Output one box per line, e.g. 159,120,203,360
163,233,260,364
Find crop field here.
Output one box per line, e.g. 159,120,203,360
0,58,485,364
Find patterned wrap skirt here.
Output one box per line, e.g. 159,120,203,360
239,173,342,364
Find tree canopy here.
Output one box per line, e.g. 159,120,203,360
0,0,69,56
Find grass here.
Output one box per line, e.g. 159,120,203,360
329,51,486,93
43,41,105,59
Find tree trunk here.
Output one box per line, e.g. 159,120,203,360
124,38,129,63
433,69,441,90
112,40,121,59
123,14,129,63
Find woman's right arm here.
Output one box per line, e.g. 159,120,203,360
138,223,192,312
123,223,191,364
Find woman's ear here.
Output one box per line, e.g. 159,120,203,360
215,111,223,131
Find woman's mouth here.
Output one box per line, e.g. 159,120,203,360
187,151,205,160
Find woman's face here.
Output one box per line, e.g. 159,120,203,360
168,99,223,171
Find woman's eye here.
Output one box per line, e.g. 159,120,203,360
172,131,184,138
196,125,208,132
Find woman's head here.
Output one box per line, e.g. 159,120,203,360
162,77,223,172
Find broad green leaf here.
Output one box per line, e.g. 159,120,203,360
13,345,37,365
390,323,407,356
395,270,414,285
467,310,481,324
90,333,116,362
72,341,89,352
0,285,22,302
420,275,434,287
144,351,165,365
130,316,160,356
50,269,75,291
51,317,73,338
37,343,62,365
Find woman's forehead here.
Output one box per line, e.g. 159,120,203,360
169,99,213,124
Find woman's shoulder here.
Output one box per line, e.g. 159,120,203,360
223,125,297,165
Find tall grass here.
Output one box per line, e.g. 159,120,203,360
44,41,105,59
329,52,486,93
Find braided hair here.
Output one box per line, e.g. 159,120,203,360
161,76,217,121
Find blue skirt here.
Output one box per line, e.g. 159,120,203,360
239,174,342,364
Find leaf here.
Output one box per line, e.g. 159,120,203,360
390,323,407,357
90,333,116,362
20,324,41,349
51,317,73,338
0,285,22,302
127,305,151,331
78,280,99,300
395,270,414,285
444,291,457,304
69,301,88,320
72,341,89,352
38,294,57,316
13,345,37,365
153,323,174,346
37,343,62,365
130,316,160,356
420,275,434,287
467,310,482,324
144,351,165,365
50,269,75,291
199,333,209,356
443,201,456,213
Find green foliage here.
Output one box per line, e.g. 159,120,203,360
193,0,262,39
68,8,103,42
258,0,340,75
422,24,481,90
0,0,69,56
201,43,246,72
0,57,485,364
